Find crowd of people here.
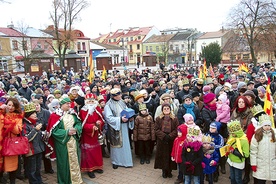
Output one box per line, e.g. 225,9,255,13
0,62,275,184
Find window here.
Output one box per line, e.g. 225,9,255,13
109,39,111,43
130,37,133,41
130,54,133,60
146,46,148,51
82,42,86,50
36,41,41,49
137,44,140,50
113,39,116,42
44,42,49,50
243,54,249,61
12,40,18,50
138,36,141,40
22,41,27,50
125,37,128,42
156,46,159,52
175,45,179,53
0,60,8,72
181,44,184,50
77,42,81,50
129,45,133,52
149,46,152,51
169,44,173,51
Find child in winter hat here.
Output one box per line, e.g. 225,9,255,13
216,93,230,138
182,126,203,182
171,124,188,183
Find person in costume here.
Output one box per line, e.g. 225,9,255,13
201,134,220,184
0,97,23,184
46,96,84,184
154,102,178,178
182,126,203,184
103,88,134,169
79,93,105,178
250,114,276,184
22,103,46,184
226,120,250,184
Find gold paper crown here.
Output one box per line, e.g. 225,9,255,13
139,103,147,111
227,120,242,133
97,95,105,102
258,114,272,126
188,127,201,136
251,104,264,116
24,103,36,113
202,135,213,143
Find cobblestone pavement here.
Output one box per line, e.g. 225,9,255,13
12,147,255,184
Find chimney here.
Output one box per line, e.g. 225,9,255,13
7,21,14,28
221,26,224,33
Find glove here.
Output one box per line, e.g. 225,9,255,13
201,162,206,168
186,163,195,174
163,134,170,142
210,160,217,166
232,148,243,160
229,146,234,153
251,166,257,172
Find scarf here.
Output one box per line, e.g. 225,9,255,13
183,140,202,152
183,103,196,120
205,103,217,111
26,117,37,125
226,133,247,157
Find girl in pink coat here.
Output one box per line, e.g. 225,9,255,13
215,93,230,139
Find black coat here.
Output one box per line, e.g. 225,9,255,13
201,106,217,133
182,145,203,176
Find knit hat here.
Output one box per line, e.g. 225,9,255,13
242,90,256,100
50,99,60,108
210,121,221,131
161,102,171,110
129,88,137,93
47,94,55,101
237,82,246,90
183,113,194,122
247,81,255,86
85,87,90,92
146,87,154,94
53,89,61,94
183,94,192,101
257,86,266,94
218,93,228,103
203,93,216,104
224,82,232,90
191,91,200,98
133,91,144,101
230,79,238,84
258,114,272,127
214,86,224,96
203,85,211,94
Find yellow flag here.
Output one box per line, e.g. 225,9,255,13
264,78,275,128
101,65,107,81
88,52,94,83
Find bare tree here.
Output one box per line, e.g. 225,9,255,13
225,0,276,66
48,0,89,68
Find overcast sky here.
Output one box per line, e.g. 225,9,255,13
1,0,240,39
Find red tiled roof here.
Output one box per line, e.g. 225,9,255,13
0,27,25,37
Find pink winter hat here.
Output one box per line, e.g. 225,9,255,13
203,85,211,93
203,93,216,104
183,113,194,122
218,94,228,103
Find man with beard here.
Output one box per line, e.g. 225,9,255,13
176,81,191,104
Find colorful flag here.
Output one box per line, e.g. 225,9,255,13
88,52,94,83
264,78,275,128
209,63,215,78
203,59,207,79
101,65,107,81
238,63,249,72
198,65,204,79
